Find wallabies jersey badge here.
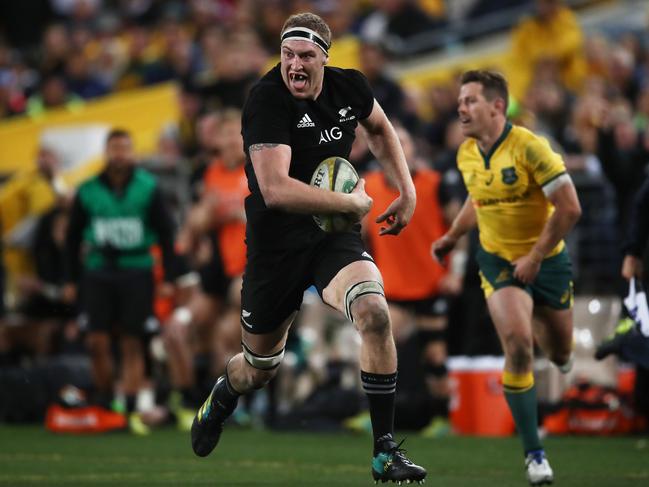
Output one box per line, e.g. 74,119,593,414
501,167,518,185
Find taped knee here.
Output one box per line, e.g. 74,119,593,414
344,280,385,322
241,341,285,371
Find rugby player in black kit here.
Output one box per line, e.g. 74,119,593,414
191,12,426,484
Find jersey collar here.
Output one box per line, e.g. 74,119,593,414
478,121,512,170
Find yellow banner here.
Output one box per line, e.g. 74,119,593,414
0,82,179,173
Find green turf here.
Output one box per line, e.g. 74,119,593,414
0,425,647,486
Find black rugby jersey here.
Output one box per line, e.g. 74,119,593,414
242,64,374,249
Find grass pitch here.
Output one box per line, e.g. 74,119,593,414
0,425,647,486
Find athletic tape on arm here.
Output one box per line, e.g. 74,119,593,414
344,280,385,321
542,173,572,197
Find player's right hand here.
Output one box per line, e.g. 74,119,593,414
432,234,457,263
349,178,373,221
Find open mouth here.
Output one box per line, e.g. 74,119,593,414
289,72,308,90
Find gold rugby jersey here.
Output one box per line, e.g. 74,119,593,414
457,122,567,261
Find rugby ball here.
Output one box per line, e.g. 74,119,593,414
310,156,359,232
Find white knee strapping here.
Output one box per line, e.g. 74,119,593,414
344,280,385,322
241,341,285,370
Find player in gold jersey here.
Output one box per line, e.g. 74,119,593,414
433,70,582,486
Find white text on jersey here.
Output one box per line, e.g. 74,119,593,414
319,126,342,144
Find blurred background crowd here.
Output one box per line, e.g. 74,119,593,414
0,0,648,437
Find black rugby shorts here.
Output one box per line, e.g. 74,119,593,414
83,268,154,336
240,231,374,334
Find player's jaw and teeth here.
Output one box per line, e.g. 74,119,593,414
281,41,326,99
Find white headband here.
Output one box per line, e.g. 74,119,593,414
281,27,330,55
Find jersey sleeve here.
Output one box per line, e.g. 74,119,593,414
242,83,293,149
523,136,567,187
344,69,375,120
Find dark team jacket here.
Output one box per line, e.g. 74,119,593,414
64,167,182,283
241,64,375,249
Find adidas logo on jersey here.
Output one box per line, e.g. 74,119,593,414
297,113,315,128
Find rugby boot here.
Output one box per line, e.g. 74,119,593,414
525,450,554,486
595,317,635,361
191,376,237,457
371,434,427,485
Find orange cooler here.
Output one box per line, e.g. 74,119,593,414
448,356,515,436
617,364,636,396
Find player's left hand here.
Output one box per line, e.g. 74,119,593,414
512,254,541,284
376,193,415,236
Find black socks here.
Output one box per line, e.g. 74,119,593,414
361,370,397,454
211,370,240,414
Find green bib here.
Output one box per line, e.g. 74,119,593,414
78,168,158,270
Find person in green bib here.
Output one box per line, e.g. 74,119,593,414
64,128,185,435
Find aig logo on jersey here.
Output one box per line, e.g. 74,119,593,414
319,126,342,144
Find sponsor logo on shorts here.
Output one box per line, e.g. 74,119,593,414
241,310,254,329
495,268,511,283
362,251,374,261
561,283,574,305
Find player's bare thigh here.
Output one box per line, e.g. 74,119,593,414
322,260,385,316
486,286,534,371
487,286,534,332
532,305,573,363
